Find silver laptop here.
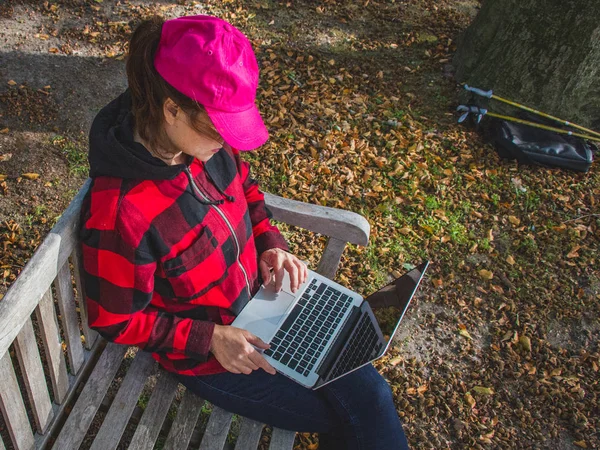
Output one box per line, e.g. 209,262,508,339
232,261,429,389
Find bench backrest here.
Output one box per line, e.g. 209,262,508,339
0,180,369,450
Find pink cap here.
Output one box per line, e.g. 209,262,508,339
154,15,268,151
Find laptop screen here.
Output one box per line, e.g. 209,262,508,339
364,261,429,339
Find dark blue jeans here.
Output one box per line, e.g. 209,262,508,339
175,364,409,449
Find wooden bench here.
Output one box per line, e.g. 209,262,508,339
0,179,370,450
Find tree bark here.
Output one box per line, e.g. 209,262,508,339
453,0,600,129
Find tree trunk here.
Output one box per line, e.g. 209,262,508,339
453,0,600,129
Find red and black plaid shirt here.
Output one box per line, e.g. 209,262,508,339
81,145,288,375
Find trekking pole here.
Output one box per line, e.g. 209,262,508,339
464,85,600,139
456,105,600,142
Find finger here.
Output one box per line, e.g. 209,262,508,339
245,332,270,349
235,349,260,374
240,358,260,372
225,365,241,374
259,259,272,286
273,265,285,292
249,350,277,375
292,258,307,289
284,259,299,292
302,262,308,284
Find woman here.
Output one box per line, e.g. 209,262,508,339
80,14,409,449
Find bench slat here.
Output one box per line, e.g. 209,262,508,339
163,389,205,450
269,428,296,450
13,318,54,433
51,343,127,450
70,248,99,350
0,352,35,450
34,289,69,404
128,372,179,450
89,350,156,450
54,261,85,375
198,406,233,450
234,417,264,450
264,193,370,247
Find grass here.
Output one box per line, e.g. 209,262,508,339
23,204,51,228
50,135,89,177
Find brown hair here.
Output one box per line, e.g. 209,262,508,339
126,16,221,157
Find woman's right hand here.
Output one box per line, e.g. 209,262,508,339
210,325,276,375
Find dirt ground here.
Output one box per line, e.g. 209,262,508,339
1,1,599,450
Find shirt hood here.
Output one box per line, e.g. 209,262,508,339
88,90,187,180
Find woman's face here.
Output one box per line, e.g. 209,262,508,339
163,101,224,163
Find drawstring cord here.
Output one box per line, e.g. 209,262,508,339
184,166,235,205
205,167,236,202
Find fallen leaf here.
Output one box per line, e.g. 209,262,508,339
0,128,9,134
458,324,472,340
506,255,515,265
389,356,403,366
524,363,537,375
491,284,504,294
574,441,588,449
479,269,494,280
567,245,580,258
472,386,494,395
508,215,520,225
21,173,40,180
464,392,476,408
519,335,531,352
7,80,17,86
511,177,527,192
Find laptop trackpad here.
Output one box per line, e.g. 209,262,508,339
262,290,296,325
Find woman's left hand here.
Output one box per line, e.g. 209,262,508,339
259,249,308,293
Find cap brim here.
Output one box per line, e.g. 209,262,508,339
205,105,269,151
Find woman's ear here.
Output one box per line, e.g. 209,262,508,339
163,98,179,125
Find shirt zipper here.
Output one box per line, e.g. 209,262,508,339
185,167,252,298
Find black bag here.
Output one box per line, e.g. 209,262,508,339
484,117,596,172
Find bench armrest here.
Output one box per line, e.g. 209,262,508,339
263,193,370,247
263,193,370,279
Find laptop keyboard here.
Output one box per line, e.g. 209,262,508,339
329,312,383,380
263,279,353,377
